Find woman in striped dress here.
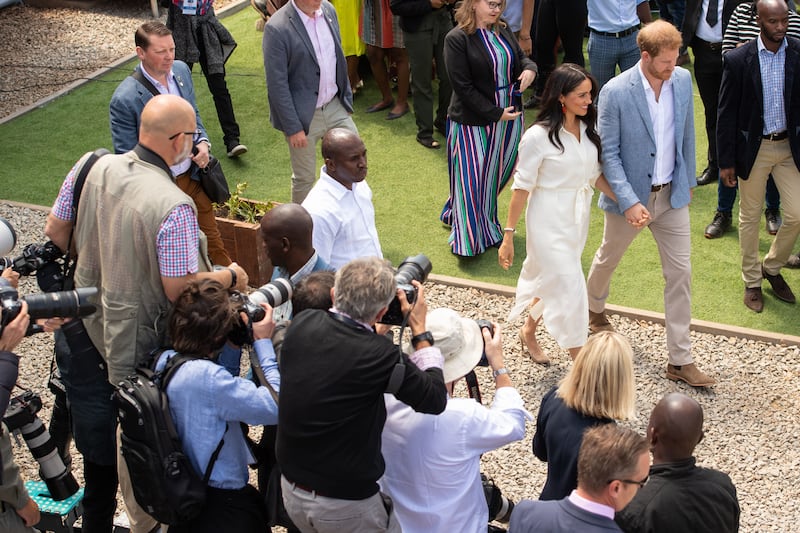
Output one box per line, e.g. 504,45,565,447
440,0,537,257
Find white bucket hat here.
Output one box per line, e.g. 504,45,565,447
417,308,484,383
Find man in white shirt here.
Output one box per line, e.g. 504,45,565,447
302,128,382,269
380,308,530,533
509,424,650,533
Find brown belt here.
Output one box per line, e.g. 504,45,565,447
651,183,671,192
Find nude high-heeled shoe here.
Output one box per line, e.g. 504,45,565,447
519,303,550,365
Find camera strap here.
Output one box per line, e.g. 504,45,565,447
465,370,482,404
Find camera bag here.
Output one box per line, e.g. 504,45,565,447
113,353,224,525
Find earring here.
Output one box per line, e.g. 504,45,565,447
561,102,566,113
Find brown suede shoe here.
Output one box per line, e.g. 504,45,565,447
744,287,764,313
588,310,615,333
666,363,716,387
762,265,796,303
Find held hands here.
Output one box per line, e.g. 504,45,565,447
191,141,210,169
498,237,514,270
517,69,536,92
0,300,29,352
400,280,428,334
624,203,650,228
720,168,737,188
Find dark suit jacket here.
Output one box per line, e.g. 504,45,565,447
262,1,352,136
682,0,746,47
390,0,445,33
717,36,800,179
444,24,537,125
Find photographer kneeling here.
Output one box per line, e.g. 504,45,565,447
1,301,40,532
154,279,280,533
380,308,531,533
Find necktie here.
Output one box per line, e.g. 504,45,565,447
706,0,719,27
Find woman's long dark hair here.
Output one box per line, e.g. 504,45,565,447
534,63,602,161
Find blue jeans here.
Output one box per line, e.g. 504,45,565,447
587,31,640,89
717,175,781,213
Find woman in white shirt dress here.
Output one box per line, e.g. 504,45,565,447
498,64,616,364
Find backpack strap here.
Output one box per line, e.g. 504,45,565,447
158,351,226,485
130,69,161,98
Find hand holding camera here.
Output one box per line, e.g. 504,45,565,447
0,299,29,352
402,280,428,335
249,303,276,342
480,321,504,370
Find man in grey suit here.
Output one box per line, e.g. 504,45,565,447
586,20,715,388
263,0,358,203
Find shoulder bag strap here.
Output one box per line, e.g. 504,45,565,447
130,69,161,98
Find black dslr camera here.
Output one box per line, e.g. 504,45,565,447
228,278,292,345
0,278,98,337
482,474,515,524
379,254,433,326
1,240,68,293
3,391,80,501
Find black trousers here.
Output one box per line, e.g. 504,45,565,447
691,37,723,171
169,485,267,533
534,0,587,93
191,37,241,150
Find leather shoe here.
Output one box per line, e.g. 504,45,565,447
744,287,764,312
588,310,615,333
762,265,796,303
704,211,732,239
666,363,716,387
765,209,782,235
696,167,718,186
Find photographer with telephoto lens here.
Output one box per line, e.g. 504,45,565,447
0,300,41,532
380,308,531,533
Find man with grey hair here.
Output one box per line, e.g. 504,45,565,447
277,256,447,532
510,424,650,532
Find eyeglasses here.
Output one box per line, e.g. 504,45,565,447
168,129,202,143
484,0,503,10
611,476,649,489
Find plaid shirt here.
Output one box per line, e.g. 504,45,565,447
758,36,788,136
52,159,199,277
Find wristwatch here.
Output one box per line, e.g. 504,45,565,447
410,331,434,349
492,368,509,379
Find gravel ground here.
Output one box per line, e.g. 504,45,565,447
2,201,800,531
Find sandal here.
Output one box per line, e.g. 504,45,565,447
416,136,441,149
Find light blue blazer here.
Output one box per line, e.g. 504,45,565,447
596,62,696,216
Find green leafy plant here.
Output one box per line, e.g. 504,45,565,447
215,182,275,223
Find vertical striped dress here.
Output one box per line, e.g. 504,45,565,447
440,29,523,257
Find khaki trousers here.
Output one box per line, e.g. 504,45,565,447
739,138,800,285
587,184,693,366
175,173,231,267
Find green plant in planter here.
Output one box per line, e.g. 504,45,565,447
216,182,275,223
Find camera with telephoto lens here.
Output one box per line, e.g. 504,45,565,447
228,278,292,345
3,391,80,500
1,240,68,294
482,474,514,523
0,278,98,337
379,254,433,326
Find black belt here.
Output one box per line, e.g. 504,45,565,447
693,37,723,51
287,478,331,497
651,183,670,192
762,131,788,141
590,25,639,38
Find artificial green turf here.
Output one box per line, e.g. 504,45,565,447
0,5,798,336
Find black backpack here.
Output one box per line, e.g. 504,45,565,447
113,353,224,525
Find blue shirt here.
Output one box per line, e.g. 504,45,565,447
155,339,280,489
588,0,646,32
758,36,788,135
503,0,523,32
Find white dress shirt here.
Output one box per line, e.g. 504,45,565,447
301,166,382,269
380,388,531,533
638,64,676,186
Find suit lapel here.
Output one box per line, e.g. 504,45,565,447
629,67,657,145
785,40,798,116
746,43,763,119
287,7,318,66
672,71,686,148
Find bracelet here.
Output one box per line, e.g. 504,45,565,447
493,367,509,379
227,267,237,288
503,227,515,233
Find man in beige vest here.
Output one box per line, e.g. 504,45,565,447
45,95,248,533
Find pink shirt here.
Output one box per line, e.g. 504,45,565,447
568,490,615,520
292,0,338,108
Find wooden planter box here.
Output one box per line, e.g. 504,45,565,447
215,197,276,287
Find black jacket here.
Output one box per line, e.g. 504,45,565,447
616,457,740,533
389,0,451,33
445,24,537,126
682,0,747,47
717,36,800,179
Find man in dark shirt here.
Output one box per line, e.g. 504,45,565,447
615,393,740,532
277,256,447,532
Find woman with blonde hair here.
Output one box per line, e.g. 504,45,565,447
532,331,636,501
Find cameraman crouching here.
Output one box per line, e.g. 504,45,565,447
0,301,40,532
380,308,531,533
277,257,447,532
154,279,280,533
